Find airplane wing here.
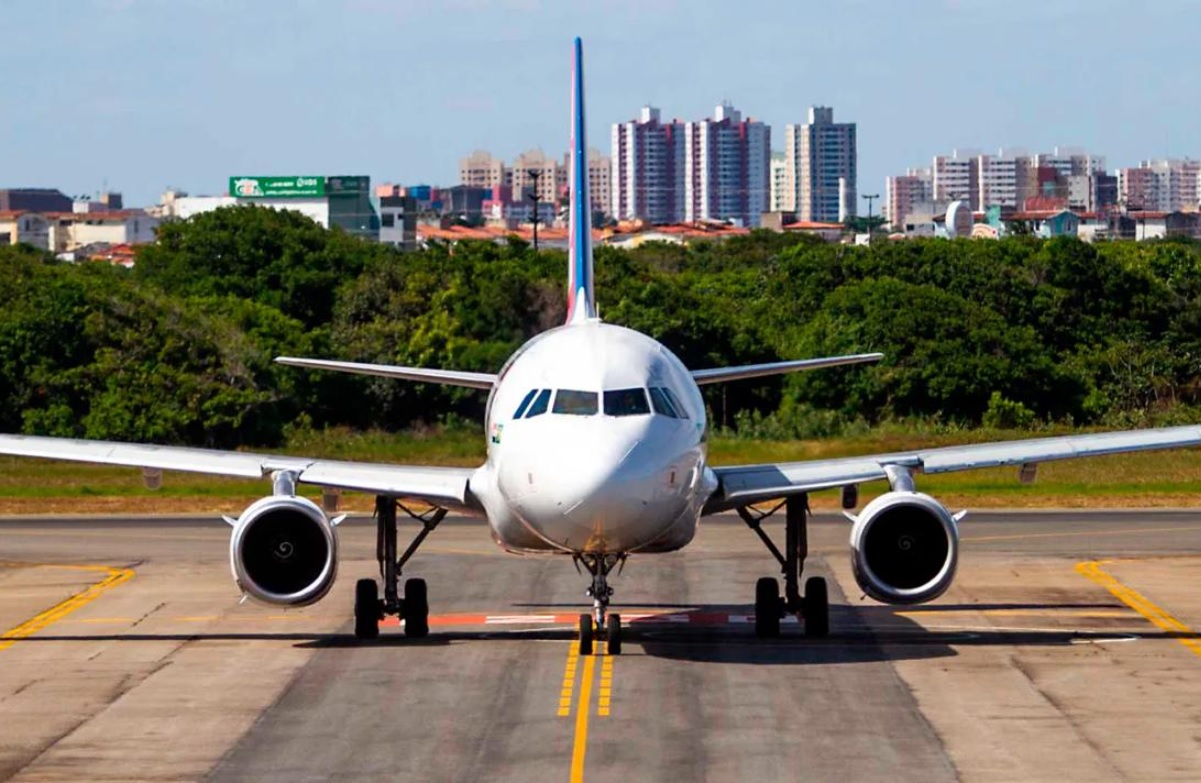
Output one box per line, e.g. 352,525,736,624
0,434,479,513
705,424,1201,513
275,356,496,390
691,353,883,385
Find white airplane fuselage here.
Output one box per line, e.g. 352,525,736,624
470,320,718,555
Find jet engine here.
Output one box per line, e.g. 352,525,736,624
849,491,960,605
229,495,339,606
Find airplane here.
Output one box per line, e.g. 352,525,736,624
4,38,1201,655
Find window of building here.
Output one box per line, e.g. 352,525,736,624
603,388,650,417
382,213,395,227
552,389,598,416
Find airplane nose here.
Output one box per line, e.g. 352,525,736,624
500,435,667,549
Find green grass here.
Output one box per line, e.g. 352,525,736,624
2,425,1201,508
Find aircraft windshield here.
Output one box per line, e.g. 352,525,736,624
552,390,598,416
649,386,688,419
604,388,650,416
513,389,538,419
524,389,552,418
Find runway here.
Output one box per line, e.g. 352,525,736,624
2,511,1201,781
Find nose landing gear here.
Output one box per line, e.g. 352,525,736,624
576,553,625,655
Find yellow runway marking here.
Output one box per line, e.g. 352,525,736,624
569,652,596,783
597,652,614,717
0,563,134,652
1077,559,1201,661
899,609,1130,619
558,641,580,717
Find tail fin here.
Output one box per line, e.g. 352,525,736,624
566,37,596,324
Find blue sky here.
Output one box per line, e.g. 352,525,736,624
1,0,1195,207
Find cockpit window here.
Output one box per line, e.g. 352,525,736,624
649,386,689,419
524,389,552,418
552,389,598,416
513,389,538,419
604,388,650,417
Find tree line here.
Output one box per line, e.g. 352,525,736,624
1,204,1199,448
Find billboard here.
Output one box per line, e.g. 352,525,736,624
229,176,325,199
326,175,369,195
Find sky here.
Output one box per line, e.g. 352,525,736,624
1,0,1197,208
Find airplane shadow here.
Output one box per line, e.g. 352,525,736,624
8,599,1173,665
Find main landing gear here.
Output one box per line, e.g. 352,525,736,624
575,553,625,655
738,493,829,639
354,495,446,640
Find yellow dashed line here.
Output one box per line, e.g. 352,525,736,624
0,563,134,652
558,641,580,718
597,651,613,717
1077,559,1201,661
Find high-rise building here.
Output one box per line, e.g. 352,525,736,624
459,151,507,190
932,150,980,210
611,105,685,224
1119,159,1201,212
587,148,611,220
682,102,770,226
885,168,933,228
510,149,564,205
769,151,788,213
976,150,1032,209
783,107,857,222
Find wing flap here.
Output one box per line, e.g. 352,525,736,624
707,424,1201,513
275,357,496,390
691,353,883,385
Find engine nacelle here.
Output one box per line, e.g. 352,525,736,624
229,495,338,606
849,491,959,605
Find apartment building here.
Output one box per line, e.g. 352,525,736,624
611,105,686,224
885,168,933,228
932,150,980,209
783,107,857,222
682,102,770,226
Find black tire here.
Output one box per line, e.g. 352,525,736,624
354,578,380,640
754,577,781,638
606,613,622,655
803,576,830,638
578,613,594,655
403,577,429,638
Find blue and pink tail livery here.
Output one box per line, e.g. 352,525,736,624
566,37,596,324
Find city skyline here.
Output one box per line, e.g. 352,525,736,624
2,1,1198,208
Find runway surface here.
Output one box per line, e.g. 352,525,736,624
2,510,1201,781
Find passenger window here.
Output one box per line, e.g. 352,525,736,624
525,389,552,418
650,387,688,419
513,389,538,419
552,389,598,416
604,388,650,416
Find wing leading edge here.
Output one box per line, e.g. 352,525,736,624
0,434,478,512
705,424,1201,513
275,356,496,390
691,353,883,385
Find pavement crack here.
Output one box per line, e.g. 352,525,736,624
1009,655,1127,780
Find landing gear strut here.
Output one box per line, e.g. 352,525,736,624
575,553,625,655
738,493,829,638
354,495,446,640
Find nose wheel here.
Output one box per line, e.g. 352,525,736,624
576,553,625,654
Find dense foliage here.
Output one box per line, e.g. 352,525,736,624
3,205,1201,447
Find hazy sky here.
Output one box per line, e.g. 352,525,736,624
2,0,1196,207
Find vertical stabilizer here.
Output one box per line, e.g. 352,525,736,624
566,37,596,324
